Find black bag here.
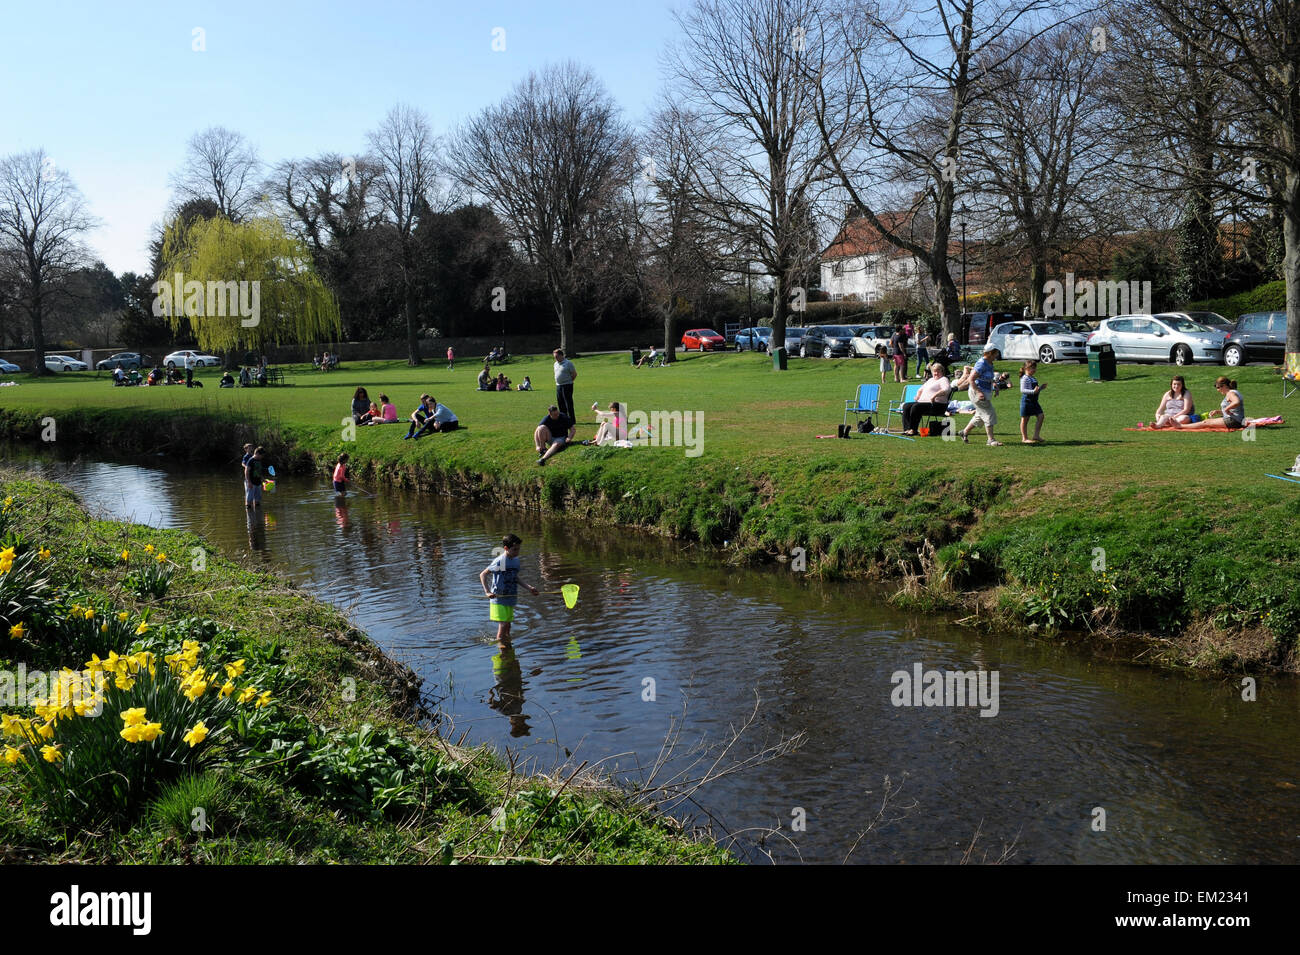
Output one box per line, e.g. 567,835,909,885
857,416,873,434
928,418,948,437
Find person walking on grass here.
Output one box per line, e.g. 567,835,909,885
914,328,930,378
956,345,1003,446
1018,360,1046,444
480,533,539,648
447,345,455,370
553,348,577,421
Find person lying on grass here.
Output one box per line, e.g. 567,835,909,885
535,406,575,465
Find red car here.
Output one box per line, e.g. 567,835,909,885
681,328,727,351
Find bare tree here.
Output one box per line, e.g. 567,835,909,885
169,126,262,222
452,62,632,354
634,106,729,361
0,150,97,375
814,0,1069,340
666,0,833,361
963,22,1125,314
368,105,443,364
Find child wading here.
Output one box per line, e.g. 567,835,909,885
333,453,351,496
244,446,268,509
480,534,539,647
1018,360,1047,443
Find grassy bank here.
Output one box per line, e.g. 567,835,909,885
0,472,732,863
1,352,1298,670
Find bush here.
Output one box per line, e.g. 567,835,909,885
1184,280,1286,320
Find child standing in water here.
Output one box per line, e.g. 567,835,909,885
479,534,539,647
332,453,351,496
240,443,254,493
1018,360,1046,443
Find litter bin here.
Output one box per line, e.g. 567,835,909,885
773,346,788,370
630,347,642,366
1087,342,1116,381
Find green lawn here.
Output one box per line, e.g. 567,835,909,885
2,351,1298,664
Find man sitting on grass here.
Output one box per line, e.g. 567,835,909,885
535,405,575,466
404,394,459,439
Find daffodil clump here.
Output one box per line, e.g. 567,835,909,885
2,641,273,826
0,537,52,642
122,546,177,599
35,599,156,661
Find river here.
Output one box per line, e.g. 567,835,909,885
7,447,1299,864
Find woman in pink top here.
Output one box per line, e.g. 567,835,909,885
900,363,952,435
376,393,398,424
587,401,623,445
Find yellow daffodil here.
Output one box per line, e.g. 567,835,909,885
37,547,51,561
100,622,108,633
121,708,147,726
255,690,272,709
225,659,246,678
183,721,209,747
156,552,167,562
2,745,23,764
218,680,235,699
120,724,143,743
113,672,135,691
2,496,11,509
134,621,149,635
36,721,55,740
237,686,257,704
8,622,24,640
0,547,15,562
144,544,154,554
117,611,129,622
82,607,94,620
1,714,22,737
40,743,62,763
136,722,162,742
120,549,130,562
182,679,208,702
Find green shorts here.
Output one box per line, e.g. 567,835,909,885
489,603,515,623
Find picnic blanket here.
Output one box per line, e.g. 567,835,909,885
1127,416,1285,432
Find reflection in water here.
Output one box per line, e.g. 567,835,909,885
7,448,1300,865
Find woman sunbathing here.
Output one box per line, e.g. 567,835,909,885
1173,377,1246,430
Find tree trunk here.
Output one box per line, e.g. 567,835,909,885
771,271,788,364
1029,258,1047,316
559,291,575,355
932,258,962,343
30,289,49,378
663,300,676,363
1285,171,1300,354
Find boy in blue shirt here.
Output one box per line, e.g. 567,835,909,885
480,534,539,647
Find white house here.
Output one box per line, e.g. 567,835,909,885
820,212,938,306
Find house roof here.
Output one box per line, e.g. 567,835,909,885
822,212,923,260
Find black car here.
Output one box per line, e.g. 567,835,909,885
799,325,859,358
1223,312,1286,367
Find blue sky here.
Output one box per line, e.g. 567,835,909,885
1,0,680,274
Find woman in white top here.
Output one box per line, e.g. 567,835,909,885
900,363,953,435
1153,375,1195,429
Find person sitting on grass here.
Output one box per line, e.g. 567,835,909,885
1152,375,1195,429
495,373,512,391
477,364,493,391
366,393,398,425
220,370,235,388
517,376,532,391
404,394,459,439
1173,376,1248,430
147,365,163,386
535,406,575,466
351,386,373,424
585,401,623,445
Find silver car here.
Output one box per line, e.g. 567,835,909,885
1088,314,1226,365
987,320,1088,364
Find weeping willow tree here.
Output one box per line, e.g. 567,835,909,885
154,215,340,356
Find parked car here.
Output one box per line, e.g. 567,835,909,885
734,327,772,352
961,311,1018,345
767,326,806,354
0,359,20,373
1222,311,1286,367
1182,310,1233,330
163,350,221,369
1087,314,1226,365
987,320,1089,364
44,355,89,372
1061,319,1097,335
850,324,915,358
95,352,148,371
799,325,860,358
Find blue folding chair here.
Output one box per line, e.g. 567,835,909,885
844,384,880,428
885,384,922,432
